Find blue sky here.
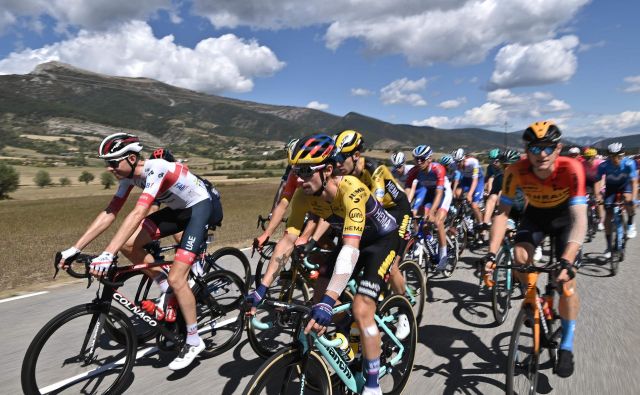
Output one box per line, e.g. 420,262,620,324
0,0,638,138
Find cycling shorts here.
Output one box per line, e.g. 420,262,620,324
514,205,580,262
604,182,632,201
412,187,452,213
489,178,502,195
460,177,484,203
142,193,223,260
316,232,399,302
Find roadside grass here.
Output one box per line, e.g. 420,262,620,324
0,181,283,293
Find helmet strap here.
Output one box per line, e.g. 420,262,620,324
126,154,139,179
314,170,327,196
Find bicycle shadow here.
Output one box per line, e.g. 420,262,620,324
428,278,499,329
415,324,506,394
577,253,612,278
215,339,267,395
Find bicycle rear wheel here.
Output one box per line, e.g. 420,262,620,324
204,247,251,292
397,259,426,325
193,270,246,358
377,295,417,395
243,348,331,395
442,235,459,278
21,303,137,395
506,307,540,395
492,249,514,325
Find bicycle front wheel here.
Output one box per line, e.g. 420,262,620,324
204,247,251,292
21,303,137,395
397,259,426,325
378,295,417,395
441,234,459,278
243,348,332,395
492,249,514,325
506,307,540,395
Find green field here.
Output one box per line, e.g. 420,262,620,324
0,181,283,295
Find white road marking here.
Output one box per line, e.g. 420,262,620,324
0,291,48,304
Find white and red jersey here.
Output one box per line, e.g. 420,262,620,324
107,159,210,213
460,157,483,180
391,164,415,186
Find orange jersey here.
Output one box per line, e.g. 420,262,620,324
501,156,587,209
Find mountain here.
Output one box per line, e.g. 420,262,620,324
1,61,522,158
592,133,640,150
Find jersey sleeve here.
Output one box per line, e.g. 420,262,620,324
434,163,445,189
136,160,182,208
499,166,517,207
285,188,310,236
568,159,587,206
106,180,133,214
280,171,300,203
405,166,420,188
370,165,388,203
628,159,638,179
596,162,606,180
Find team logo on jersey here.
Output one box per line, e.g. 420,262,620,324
157,172,164,178
348,208,364,223
176,182,187,191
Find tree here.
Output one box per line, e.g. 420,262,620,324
59,177,71,186
101,172,116,189
78,171,95,185
0,163,20,199
34,170,52,188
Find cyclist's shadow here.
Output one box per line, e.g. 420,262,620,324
415,324,505,394
429,278,499,329
215,339,267,395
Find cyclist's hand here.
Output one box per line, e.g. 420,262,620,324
466,193,473,203
90,251,114,277
304,296,335,336
244,284,267,316
481,253,496,287
294,238,317,260
58,246,81,270
294,235,309,246
253,234,269,250
556,258,576,284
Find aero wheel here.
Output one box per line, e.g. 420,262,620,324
21,304,137,395
491,249,514,325
506,307,540,395
242,348,331,395
204,247,252,292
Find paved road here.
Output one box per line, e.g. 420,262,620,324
3,233,639,394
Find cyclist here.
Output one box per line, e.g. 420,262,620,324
582,147,605,231
452,147,485,244
330,130,411,322
390,151,415,197
440,154,461,195
567,146,583,162
481,148,502,234
483,121,586,378
57,133,223,370
406,145,453,270
595,142,638,252
246,134,400,395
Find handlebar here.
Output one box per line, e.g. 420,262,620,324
53,252,124,288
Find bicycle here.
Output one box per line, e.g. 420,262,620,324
585,193,600,243
601,196,627,276
243,280,417,394
23,254,245,394
404,217,459,278
446,198,471,255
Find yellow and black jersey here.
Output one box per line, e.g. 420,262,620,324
286,175,397,244
356,158,406,209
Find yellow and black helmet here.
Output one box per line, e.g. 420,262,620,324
288,134,335,165
334,130,364,155
583,147,597,158
522,121,562,144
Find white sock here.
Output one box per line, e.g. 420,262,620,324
154,273,170,293
439,245,447,259
186,322,200,346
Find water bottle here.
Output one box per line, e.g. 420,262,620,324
349,322,361,361
335,333,354,363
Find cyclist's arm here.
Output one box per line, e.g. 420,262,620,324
310,217,330,243
325,236,360,301
488,202,512,256
633,177,638,203
407,180,418,203
258,197,290,241
467,177,478,201
260,231,297,288
562,204,587,264
103,204,151,255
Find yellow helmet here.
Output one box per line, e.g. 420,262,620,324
583,147,597,158
334,130,364,155
522,121,562,143
288,134,335,165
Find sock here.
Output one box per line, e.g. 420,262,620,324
153,273,170,293
364,358,380,388
628,215,634,226
560,319,576,352
186,322,200,346
605,234,612,250
439,245,447,260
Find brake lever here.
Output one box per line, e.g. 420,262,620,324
53,252,62,279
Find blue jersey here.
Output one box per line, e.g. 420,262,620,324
597,157,637,190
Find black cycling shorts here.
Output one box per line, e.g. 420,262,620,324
386,198,411,258
514,205,579,262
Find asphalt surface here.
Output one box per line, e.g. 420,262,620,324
3,232,639,394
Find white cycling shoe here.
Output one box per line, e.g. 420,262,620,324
603,249,612,259
627,224,637,239
597,222,605,231
394,314,411,340
168,340,205,370
436,255,448,271
361,386,382,395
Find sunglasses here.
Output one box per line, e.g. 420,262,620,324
527,144,557,155
293,164,325,179
104,155,129,168
415,157,431,163
333,152,353,164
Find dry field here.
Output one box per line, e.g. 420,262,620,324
0,181,284,295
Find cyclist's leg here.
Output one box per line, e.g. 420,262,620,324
603,190,616,252
513,214,545,303
387,202,410,295
623,186,635,236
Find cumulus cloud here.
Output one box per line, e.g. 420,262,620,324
412,89,572,129
306,101,329,111
351,88,373,96
0,21,285,94
489,36,579,89
380,77,427,106
623,75,640,93
438,97,467,109
191,0,589,67
593,111,640,133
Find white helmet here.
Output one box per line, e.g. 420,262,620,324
607,142,624,155
412,145,433,159
452,148,465,162
98,133,143,159
568,147,580,155
390,152,406,166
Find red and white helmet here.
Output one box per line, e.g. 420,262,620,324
98,133,143,159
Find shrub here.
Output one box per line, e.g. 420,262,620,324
59,177,71,186
101,172,116,189
78,171,95,185
0,163,20,199
34,170,52,188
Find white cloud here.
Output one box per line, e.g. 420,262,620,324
306,101,329,110
547,99,571,112
0,21,285,94
623,75,640,93
191,0,589,67
578,40,605,52
489,35,579,89
593,111,640,133
380,77,427,106
438,97,467,109
351,88,373,96
0,0,176,33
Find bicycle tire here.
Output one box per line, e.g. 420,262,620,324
377,295,417,395
247,277,312,359
397,259,426,325
506,307,540,395
253,241,279,288
455,220,468,256
21,303,137,395
491,249,514,325
204,247,251,292
441,235,459,278
193,270,246,358
242,348,332,395
402,237,417,261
